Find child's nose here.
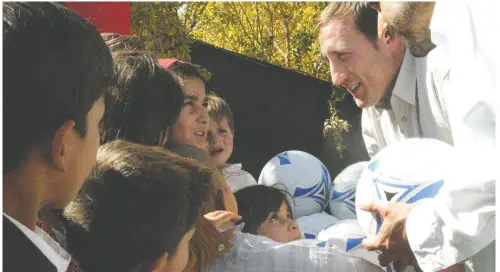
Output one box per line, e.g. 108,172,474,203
197,105,209,124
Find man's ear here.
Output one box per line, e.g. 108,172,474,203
377,15,394,45
51,120,75,171
150,252,169,272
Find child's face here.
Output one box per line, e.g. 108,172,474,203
256,201,301,243
207,117,234,166
161,228,195,272
170,77,209,151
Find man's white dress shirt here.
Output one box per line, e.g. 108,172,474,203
403,0,498,271
362,48,454,158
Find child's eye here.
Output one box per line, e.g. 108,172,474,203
202,102,209,108
269,213,278,222
183,101,193,106
287,213,293,219
219,129,227,134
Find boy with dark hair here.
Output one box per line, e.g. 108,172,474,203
63,141,211,272
206,94,257,192
3,2,114,271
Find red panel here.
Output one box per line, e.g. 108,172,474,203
66,2,131,35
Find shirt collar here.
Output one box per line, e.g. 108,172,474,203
391,50,417,105
4,213,71,272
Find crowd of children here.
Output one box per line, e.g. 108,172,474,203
8,2,475,272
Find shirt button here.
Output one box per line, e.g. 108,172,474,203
402,117,407,122
216,244,226,253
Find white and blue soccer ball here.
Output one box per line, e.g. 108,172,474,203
356,138,454,237
296,212,339,239
329,161,368,220
258,151,332,218
317,219,399,272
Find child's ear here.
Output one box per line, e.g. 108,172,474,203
51,120,75,171
150,252,169,272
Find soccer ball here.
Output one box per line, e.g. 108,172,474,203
317,220,381,267
317,219,399,272
296,212,339,239
329,161,368,220
356,138,454,236
258,150,332,218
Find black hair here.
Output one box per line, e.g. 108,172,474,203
165,61,207,85
63,140,210,272
101,32,145,52
3,2,114,175
234,185,294,235
102,51,184,146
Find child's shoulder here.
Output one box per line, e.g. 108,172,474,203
222,163,251,177
221,163,257,192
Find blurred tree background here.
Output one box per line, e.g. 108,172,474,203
131,2,350,155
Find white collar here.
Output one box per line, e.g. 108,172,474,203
391,50,417,106
4,213,71,272
223,163,243,170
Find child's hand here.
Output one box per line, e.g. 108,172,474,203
204,210,241,240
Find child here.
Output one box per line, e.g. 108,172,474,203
234,185,301,243
160,59,210,151
3,3,114,271
103,51,184,146
206,94,257,192
206,184,384,271
63,141,211,272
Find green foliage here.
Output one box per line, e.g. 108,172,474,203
325,86,350,157
181,2,331,81
130,2,211,80
131,2,191,60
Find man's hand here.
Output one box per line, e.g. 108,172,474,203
359,200,419,271
204,210,241,240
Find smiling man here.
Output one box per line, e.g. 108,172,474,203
318,2,454,158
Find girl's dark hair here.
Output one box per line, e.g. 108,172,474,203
101,32,145,52
102,51,184,146
63,140,211,272
234,185,293,234
164,60,207,84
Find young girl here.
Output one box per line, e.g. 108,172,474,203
159,59,239,272
160,59,209,151
234,185,301,243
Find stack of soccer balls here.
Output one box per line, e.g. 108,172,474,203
258,138,453,271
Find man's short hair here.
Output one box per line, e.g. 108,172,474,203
63,140,210,272
102,51,184,146
3,2,114,175
207,94,235,133
318,2,379,41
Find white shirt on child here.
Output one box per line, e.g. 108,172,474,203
221,163,257,192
